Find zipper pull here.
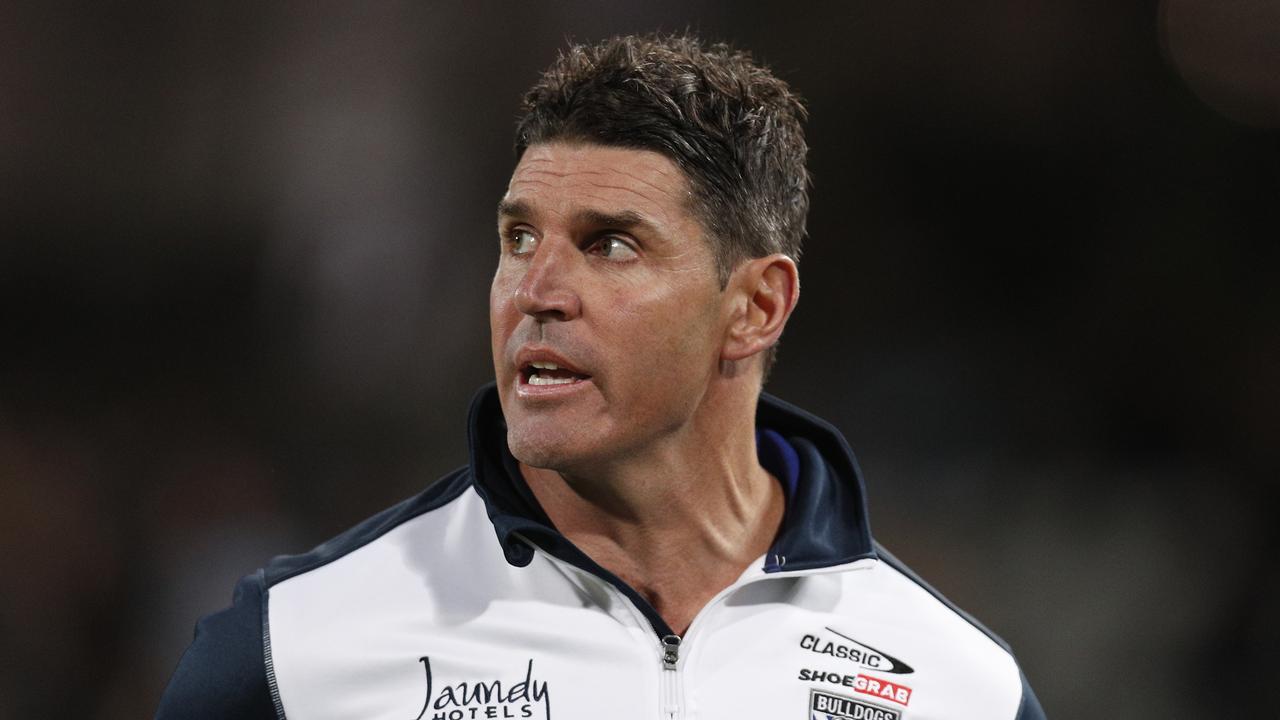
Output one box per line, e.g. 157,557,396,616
661,634,682,670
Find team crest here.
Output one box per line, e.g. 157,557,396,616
810,689,900,720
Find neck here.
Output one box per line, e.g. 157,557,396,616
520,381,785,635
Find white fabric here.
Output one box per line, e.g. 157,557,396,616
267,488,1024,720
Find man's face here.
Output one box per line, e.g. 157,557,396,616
491,142,729,472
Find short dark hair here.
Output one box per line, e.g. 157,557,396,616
515,33,810,282
514,33,810,376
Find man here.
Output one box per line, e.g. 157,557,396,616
158,34,1045,720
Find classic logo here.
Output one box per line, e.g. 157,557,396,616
800,627,915,674
414,657,551,720
798,670,912,707
809,689,900,720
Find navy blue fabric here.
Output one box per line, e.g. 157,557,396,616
756,428,800,498
756,428,800,573
755,392,876,570
1016,670,1048,720
154,572,277,719
469,383,878,577
465,383,880,634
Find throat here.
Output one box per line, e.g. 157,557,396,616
555,480,786,637
628,578,706,637
517,449,787,636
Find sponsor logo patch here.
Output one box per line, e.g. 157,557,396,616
414,657,551,720
800,627,915,674
798,669,912,707
852,674,912,707
809,689,900,720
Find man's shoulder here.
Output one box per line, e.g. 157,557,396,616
154,468,478,719
868,541,1011,654
848,542,1045,720
262,466,474,589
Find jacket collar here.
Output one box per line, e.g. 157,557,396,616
466,383,877,573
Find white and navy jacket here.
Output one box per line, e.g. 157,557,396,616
157,385,1045,720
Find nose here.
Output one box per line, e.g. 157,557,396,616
513,237,582,322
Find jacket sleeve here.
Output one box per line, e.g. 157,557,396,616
1016,670,1047,720
155,571,279,719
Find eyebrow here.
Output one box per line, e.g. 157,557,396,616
497,199,654,233
496,198,533,223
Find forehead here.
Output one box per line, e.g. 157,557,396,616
502,143,694,228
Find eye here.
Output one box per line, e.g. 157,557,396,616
589,235,639,261
507,228,538,255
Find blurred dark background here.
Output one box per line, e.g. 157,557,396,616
1,1,1276,717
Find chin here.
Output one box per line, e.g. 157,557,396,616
505,426,578,471
505,421,622,475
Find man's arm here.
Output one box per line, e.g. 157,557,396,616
1017,669,1047,720
155,571,279,719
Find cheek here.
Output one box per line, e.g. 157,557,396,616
489,266,521,320
608,289,722,373
489,275,518,361
489,267,509,314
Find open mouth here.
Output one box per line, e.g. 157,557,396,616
520,360,591,387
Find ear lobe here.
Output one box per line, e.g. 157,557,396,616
722,254,800,364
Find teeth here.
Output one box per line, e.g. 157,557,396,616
529,375,577,386
530,361,560,370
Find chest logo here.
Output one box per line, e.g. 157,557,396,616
810,689,900,720
414,657,551,720
800,627,914,674
799,669,913,707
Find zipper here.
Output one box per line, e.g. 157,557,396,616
661,634,681,669
519,539,689,717
660,634,683,719
647,561,790,718
520,537,879,720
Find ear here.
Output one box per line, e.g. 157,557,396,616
721,254,800,364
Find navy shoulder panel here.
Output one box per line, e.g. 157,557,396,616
155,571,278,719
1016,669,1047,719
873,541,1012,654
264,468,472,588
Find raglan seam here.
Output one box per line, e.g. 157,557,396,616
260,571,286,720
256,473,473,717
1014,669,1046,720
265,469,473,589
873,540,1013,654
875,541,1034,716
